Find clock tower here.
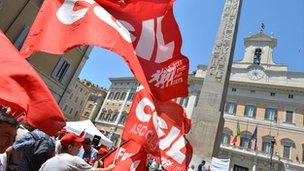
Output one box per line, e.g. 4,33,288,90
232,26,288,81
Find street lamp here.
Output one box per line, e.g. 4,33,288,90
270,136,276,171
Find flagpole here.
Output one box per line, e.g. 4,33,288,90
246,119,249,132
246,119,249,149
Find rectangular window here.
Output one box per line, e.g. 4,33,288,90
69,108,73,114
75,96,78,103
69,93,73,99
244,105,255,118
75,111,79,118
288,94,294,99
240,137,250,149
270,92,276,96
221,133,231,144
262,141,271,154
250,90,256,93
225,102,237,115
283,145,291,159
234,165,249,171
63,105,68,112
232,88,237,92
285,110,293,124
52,58,72,84
265,108,277,122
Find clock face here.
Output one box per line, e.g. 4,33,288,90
248,67,265,80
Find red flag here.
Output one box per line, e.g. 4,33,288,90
0,30,65,135
231,135,238,145
121,86,192,170
20,0,188,101
103,140,147,171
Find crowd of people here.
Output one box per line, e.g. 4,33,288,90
1,106,210,171
0,107,115,171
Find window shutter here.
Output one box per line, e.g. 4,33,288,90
52,57,65,78
61,63,73,85
14,25,30,50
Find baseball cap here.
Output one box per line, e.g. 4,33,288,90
60,132,84,146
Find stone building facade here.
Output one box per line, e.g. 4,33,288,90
91,31,304,170
79,81,107,121
215,32,304,170
0,0,91,106
62,79,91,121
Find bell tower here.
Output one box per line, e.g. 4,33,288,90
240,24,277,65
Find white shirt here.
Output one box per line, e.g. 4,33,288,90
39,153,93,171
0,153,7,171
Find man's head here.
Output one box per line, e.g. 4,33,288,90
191,165,195,169
201,160,206,165
83,138,92,152
60,132,84,155
0,110,18,153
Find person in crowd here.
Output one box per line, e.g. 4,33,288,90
78,138,98,164
39,132,115,171
6,127,55,171
54,129,67,155
0,108,18,171
188,165,195,171
197,160,206,171
0,109,18,153
93,146,108,168
7,116,29,171
148,159,159,171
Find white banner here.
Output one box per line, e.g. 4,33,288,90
210,157,230,171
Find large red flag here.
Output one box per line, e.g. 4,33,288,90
103,140,147,171
0,30,65,135
20,0,189,101
121,86,192,170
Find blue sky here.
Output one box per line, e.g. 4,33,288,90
79,0,304,89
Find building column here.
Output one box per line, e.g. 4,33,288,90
252,163,256,171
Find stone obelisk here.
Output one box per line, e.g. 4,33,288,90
188,0,243,165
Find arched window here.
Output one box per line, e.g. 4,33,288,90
253,48,262,65
114,92,121,100
120,92,127,100
98,108,107,121
111,110,119,122
281,138,295,159
119,111,127,124
108,92,114,100
222,127,233,145
105,109,113,121
240,131,252,149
